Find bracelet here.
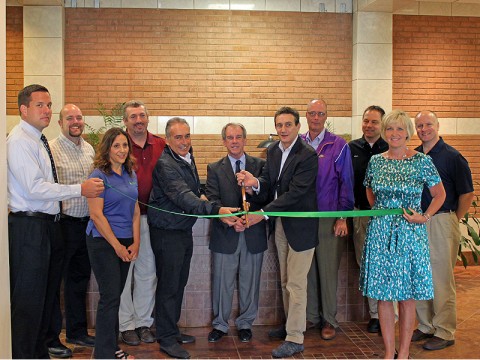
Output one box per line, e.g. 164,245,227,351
423,213,431,222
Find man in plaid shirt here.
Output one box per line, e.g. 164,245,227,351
46,104,96,358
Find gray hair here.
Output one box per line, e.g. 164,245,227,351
165,117,189,138
221,123,247,140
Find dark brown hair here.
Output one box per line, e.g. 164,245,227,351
93,127,135,176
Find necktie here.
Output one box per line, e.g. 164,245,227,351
40,134,59,183
41,134,62,214
235,160,242,206
235,159,241,174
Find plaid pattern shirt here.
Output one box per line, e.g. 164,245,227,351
50,133,95,218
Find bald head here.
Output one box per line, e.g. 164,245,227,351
415,110,440,148
59,104,85,144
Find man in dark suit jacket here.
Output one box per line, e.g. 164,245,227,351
205,123,267,344
237,106,319,358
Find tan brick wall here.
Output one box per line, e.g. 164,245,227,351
64,8,352,117
393,15,480,118
6,6,23,115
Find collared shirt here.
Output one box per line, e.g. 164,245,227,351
49,132,95,218
228,154,246,173
253,137,299,198
278,136,299,177
349,136,389,209
7,120,82,214
129,131,165,214
415,137,473,212
86,167,138,238
304,129,326,150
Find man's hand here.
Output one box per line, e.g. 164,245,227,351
245,213,264,227
200,194,208,201
236,170,258,188
233,217,246,232
334,218,348,237
219,207,240,226
81,178,104,198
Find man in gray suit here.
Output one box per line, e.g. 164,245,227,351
205,123,267,343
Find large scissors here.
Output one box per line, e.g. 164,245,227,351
241,184,250,227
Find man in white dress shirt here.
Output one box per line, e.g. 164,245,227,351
7,85,103,359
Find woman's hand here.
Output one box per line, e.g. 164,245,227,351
115,244,134,262
127,242,140,261
402,207,428,224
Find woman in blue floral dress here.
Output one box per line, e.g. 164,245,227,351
360,110,446,359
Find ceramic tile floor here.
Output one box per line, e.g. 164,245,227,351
59,266,480,359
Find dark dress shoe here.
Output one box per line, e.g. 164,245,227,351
136,326,155,343
272,341,304,358
411,329,434,342
321,322,336,340
208,329,226,342
177,333,195,344
160,343,190,359
121,330,141,346
238,329,252,342
48,342,72,359
268,326,287,339
367,318,380,333
66,334,95,347
423,336,455,350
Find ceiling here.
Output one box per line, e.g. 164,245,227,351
359,0,480,12
6,0,480,10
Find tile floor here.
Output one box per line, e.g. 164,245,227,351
61,266,480,359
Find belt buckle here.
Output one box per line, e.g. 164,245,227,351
54,213,61,222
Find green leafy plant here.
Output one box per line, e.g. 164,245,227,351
459,193,480,267
85,102,125,148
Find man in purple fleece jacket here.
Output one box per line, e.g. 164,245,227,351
301,99,354,341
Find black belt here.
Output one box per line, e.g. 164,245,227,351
11,211,61,223
60,214,90,222
436,210,454,214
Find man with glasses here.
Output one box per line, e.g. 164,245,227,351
302,99,354,341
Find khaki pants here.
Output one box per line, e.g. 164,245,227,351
416,212,460,341
353,215,378,318
275,218,315,344
306,217,345,327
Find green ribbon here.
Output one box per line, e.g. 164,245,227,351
104,182,404,219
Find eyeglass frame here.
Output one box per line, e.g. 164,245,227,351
307,111,327,117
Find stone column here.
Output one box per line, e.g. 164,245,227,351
23,5,64,139
352,9,392,139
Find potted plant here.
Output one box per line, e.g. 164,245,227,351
85,102,125,148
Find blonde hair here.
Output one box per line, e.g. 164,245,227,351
381,110,415,140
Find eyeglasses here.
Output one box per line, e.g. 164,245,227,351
307,111,326,117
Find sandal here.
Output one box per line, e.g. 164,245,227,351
115,349,135,359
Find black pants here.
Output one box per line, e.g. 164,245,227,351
87,234,132,359
47,218,92,344
150,227,193,346
8,214,64,359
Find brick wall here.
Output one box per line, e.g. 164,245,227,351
392,15,480,118
6,6,23,115
64,8,352,117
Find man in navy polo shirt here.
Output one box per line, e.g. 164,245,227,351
412,110,474,351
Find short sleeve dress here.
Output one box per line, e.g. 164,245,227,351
359,152,441,301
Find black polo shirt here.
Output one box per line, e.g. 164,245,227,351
349,136,389,210
415,137,473,213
